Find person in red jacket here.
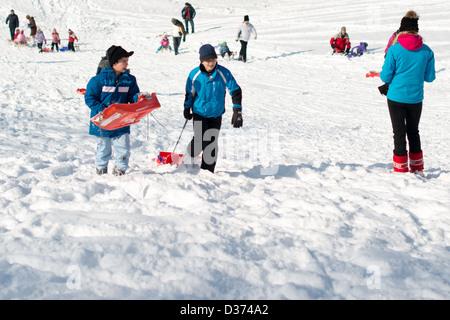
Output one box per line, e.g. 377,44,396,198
330,26,351,55
68,29,78,52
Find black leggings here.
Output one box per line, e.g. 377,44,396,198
187,113,222,173
173,37,181,55
388,99,422,156
239,40,248,62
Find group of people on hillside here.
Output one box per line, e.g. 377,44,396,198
85,8,435,177
5,9,78,52
158,4,257,62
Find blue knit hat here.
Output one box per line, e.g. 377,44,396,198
199,44,217,62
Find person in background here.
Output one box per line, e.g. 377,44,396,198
183,44,243,173
51,28,61,52
5,10,19,41
13,28,19,39
380,10,435,176
181,2,196,34
68,29,78,52
14,29,27,45
35,28,46,53
26,15,37,44
235,15,257,63
219,41,233,60
85,45,148,176
330,26,351,55
171,18,187,55
156,34,172,53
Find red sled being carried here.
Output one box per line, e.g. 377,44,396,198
90,93,161,130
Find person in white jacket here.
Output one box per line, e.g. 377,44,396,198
235,15,257,62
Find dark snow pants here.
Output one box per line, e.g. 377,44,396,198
173,37,181,55
239,40,248,62
9,27,16,41
388,99,422,157
184,18,194,33
187,114,222,173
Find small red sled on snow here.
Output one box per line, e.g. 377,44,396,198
152,119,188,168
77,88,86,95
90,93,161,130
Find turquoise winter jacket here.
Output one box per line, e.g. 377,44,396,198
85,66,140,137
380,34,435,104
184,64,242,118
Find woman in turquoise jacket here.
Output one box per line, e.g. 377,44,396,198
380,11,435,175
85,45,141,176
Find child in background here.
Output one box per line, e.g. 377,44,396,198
35,28,47,52
68,29,78,52
13,28,19,40
219,42,233,60
51,28,61,52
14,30,27,45
156,34,172,53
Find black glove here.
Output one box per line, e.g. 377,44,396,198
231,109,243,128
331,44,335,49
345,47,350,55
184,108,193,120
378,83,389,96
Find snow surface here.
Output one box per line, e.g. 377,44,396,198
1,0,449,300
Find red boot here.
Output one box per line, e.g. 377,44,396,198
393,154,408,172
409,151,424,174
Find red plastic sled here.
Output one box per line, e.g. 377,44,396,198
153,151,185,167
366,71,380,78
90,93,161,130
77,88,86,95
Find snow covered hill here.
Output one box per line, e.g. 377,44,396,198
0,0,449,300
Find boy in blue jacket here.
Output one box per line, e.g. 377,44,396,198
183,44,243,173
85,45,146,176
380,11,435,175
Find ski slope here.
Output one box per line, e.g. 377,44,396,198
0,0,449,299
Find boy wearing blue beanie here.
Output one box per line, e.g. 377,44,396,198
183,44,243,173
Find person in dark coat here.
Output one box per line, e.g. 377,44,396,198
5,10,19,41
26,15,37,41
181,2,196,34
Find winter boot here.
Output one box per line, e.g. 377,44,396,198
112,166,126,176
96,167,108,175
409,151,424,175
393,154,408,173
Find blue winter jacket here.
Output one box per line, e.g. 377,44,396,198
85,66,140,137
380,34,435,104
184,64,242,118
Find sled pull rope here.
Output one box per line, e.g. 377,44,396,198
172,119,188,154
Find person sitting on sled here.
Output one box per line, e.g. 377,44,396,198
14,29,26,45
13,28,19,40
219,42,233,60
85,45,150,176
348,42,368,58
156,34,172,53
330,26,351,55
